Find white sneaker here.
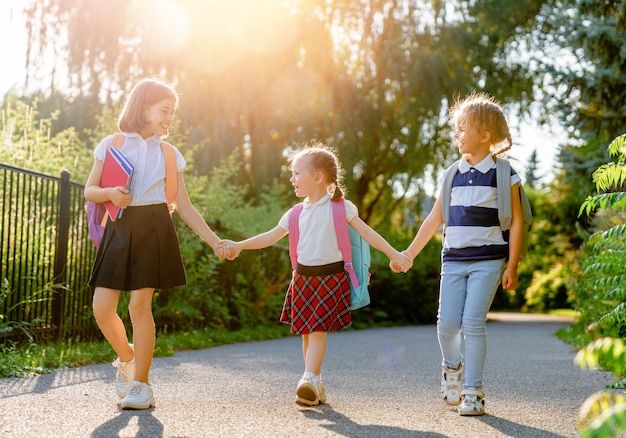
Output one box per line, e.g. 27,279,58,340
295,375,319,406
458,388,485,416
317,380,326,404
441,363,463,406
112,344,135,398
120,381,155,410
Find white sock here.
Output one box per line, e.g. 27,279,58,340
314,374,322,384
303,371,315,379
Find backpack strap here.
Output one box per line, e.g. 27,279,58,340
287,200,360,288
331,199,360,288
110,133,125,149
288,203,304,272
441,160,460,226
496,157,513,231
160,142,178,213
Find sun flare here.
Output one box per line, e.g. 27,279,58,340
139,0,191,56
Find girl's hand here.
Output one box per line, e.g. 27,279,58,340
390,262,404,273
109,187,131,208
501,265,518,290
215,240,233,259
215,240,241,261
390,250,412,273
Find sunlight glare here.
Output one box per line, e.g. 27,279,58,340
229,0,298,55
180,0,299,73
139,0,190,56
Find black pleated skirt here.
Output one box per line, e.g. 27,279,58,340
88,203,186,291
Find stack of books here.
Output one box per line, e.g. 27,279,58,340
101,147,134,221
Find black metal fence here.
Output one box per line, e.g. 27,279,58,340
1,163,97,341
1,163,290,343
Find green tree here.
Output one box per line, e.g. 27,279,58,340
16,0,565,314
525,149,540,189
21,0,547,224
534,0,626,228
501,0,626,312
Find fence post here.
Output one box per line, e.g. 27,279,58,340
52,170,71,340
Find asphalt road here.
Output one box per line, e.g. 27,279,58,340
0,313,616,437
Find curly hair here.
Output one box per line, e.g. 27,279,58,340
450,91,512,157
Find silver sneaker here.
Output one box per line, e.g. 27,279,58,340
441,363,463,406
459,388,485,416
112,345,135,398
120,381,155,410
295,376,320,406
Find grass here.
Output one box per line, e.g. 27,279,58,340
0,325,291,379
547,308,579,318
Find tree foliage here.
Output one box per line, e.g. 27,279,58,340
537,0,626,142
0,97,91,179
20,0,544,225
533,0,626,232
19,0,611,318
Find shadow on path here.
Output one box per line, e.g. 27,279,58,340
301,403,447,437
478,415,567,438
0,364,110,398
91,409,164,438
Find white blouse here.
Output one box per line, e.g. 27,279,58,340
278,194,358,266
94,132,186,206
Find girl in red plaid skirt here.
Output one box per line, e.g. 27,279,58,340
219,142,411,406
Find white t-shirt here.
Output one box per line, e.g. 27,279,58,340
94,132,186,206
278,194,358,266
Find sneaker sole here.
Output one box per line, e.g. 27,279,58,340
296,383,319,406
121,398,156,410
459,399,485,416
459,409,484,416
295,395,320,406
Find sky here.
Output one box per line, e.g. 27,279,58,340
1,2,28,95
0,1,563,185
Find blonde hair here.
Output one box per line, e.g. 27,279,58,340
290,141,346,201
118,77,178,134
450,91,512,157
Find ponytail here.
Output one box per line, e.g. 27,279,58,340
493,134,513,157
292,141,347,200
331,182,345,201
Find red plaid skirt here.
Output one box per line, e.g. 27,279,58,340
280,271,351,334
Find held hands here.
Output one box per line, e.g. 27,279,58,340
389,250,412,273
214,239,241,261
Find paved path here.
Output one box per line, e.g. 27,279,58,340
0,313,616,437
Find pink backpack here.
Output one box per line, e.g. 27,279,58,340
288,199,371,310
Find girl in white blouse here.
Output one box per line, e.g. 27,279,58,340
85,77,228,410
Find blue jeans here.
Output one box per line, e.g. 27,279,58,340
437,259,505,389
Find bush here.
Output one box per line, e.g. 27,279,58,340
353,238,442,327
569,133,626,437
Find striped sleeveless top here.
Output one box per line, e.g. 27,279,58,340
443,155,521,262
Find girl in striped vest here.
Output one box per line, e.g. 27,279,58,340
394,92,524,416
